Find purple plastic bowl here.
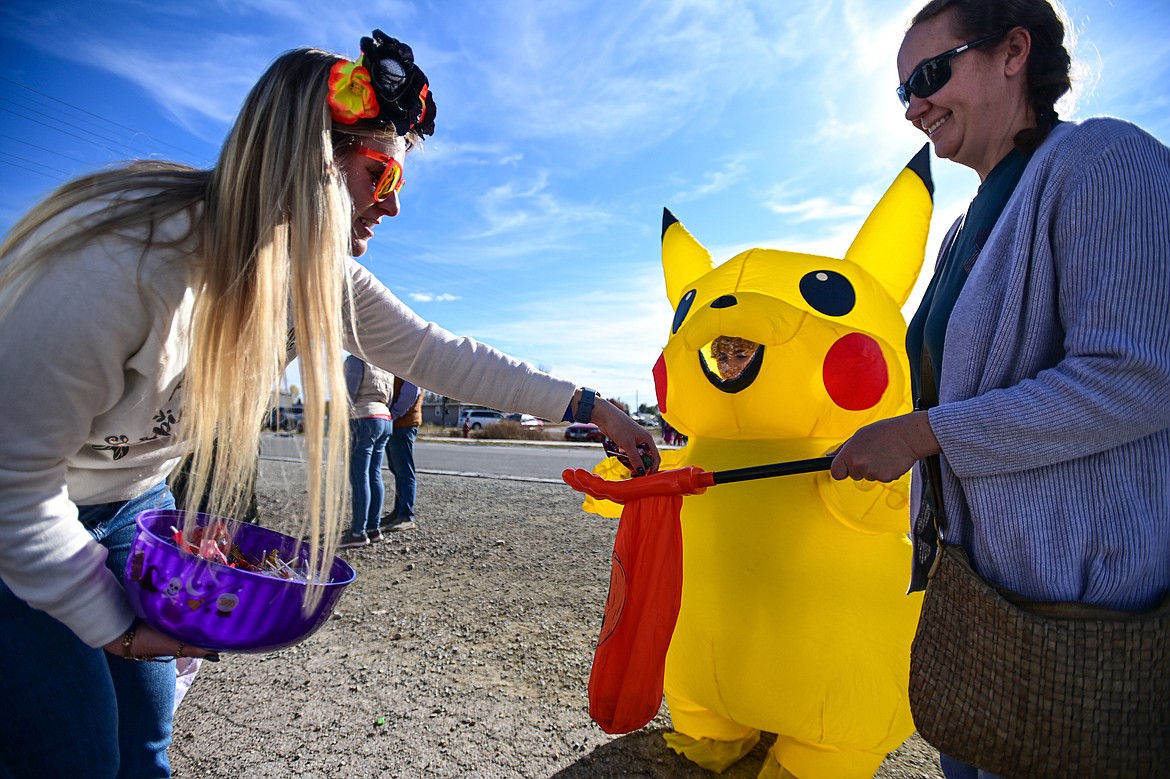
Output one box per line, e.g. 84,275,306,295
124,509,356,653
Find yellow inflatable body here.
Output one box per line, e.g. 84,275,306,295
586,147,934,778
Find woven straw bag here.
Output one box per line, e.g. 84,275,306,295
909,543,1170,778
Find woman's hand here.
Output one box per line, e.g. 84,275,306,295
103,621,220,662
830,411,940,483
590,396,662,474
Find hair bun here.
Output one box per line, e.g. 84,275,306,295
359,30,436,137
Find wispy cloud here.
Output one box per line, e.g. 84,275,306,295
11,3,420,139
420,141,524,168
79,35,266,132
408,292,461,303
804,0,929,176
762,192,872,223
222,0,416,37
466,266,674,403
431,2,830,153
464,170,615,243
670,154,751,202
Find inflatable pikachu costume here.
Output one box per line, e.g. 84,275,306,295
584,147,934,779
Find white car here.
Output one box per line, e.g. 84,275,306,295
505,413,545,428
459,409,504,430
630,413,659,428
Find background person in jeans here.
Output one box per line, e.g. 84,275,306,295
384,378,422,531
343,355,396,547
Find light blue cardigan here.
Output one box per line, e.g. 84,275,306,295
923,118,1170,611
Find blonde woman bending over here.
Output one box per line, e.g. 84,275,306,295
0,31,658,779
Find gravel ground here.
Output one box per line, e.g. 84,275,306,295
169,458,943,778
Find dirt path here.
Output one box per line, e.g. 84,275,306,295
169,459,942,778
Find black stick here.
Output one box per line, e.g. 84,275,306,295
709,455,835,485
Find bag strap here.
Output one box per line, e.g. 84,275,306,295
907,216,964,582
919,345,948,534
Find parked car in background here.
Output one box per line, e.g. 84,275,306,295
266,406,304,432
459,408,505,430
564,422,605,442
505,413,545,428
630,413,659,428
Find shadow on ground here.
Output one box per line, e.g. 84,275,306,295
552,729,779,778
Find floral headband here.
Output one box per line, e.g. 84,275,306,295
327,29,436,137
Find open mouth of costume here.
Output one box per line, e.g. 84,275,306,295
698,336,764,393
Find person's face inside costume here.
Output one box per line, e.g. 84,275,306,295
711,336,760,380
897,12,1028,180
338,136,406,256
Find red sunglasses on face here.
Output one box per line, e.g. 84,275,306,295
351,145,405,200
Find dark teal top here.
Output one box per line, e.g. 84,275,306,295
907,148,1033,407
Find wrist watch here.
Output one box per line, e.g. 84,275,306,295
575,388,597,423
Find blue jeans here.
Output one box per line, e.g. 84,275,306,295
940,753,1008,779
0,481,177,779
385,425,418,521
349,417,393,534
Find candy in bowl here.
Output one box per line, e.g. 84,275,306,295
124,509,355,653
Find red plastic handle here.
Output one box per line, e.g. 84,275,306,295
562,466,714,503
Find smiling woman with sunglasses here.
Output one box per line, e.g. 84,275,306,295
830,0,1170,776
895,31,1003,108
0,28,659,779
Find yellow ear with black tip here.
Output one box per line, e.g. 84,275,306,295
661,209,714,309
844,145,933,307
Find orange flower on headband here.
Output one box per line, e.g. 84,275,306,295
327,59,379,124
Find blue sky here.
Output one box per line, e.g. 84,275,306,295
2,0,1168,412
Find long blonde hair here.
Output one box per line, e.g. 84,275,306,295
0,47,405,594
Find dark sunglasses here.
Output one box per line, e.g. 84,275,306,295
352,145,405,200
896,32,1004,108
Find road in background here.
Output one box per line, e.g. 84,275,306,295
261,433,608,483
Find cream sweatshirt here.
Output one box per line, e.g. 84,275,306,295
0,208,575,647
